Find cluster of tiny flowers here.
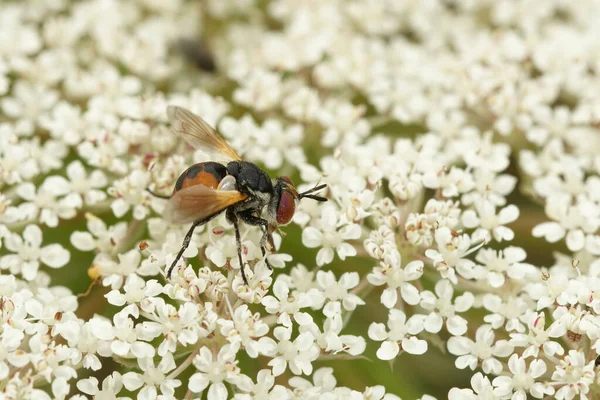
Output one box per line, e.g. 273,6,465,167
3,0,600,399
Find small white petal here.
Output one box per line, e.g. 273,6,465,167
447,337,470,356
70,232,96,251
138,385,157,400
400,283,421,305
368,323,388,341
23,225,43,247
376,340,399,360
316,247,334,266
402,337,428,355
122,372,144,391
40,244,70,268
498,205,519,223
111,341,131,356
424,313,443,333
381,288,398,309
189,373,210,393
565,229,585,252
208,382,228,400
302,227,323,248
532,222,565,242
447,316,468,336
76,378,99,395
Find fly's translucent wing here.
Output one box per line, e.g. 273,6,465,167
167,105,242,162
163,184,248,224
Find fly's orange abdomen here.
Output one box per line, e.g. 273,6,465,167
173,162,228,194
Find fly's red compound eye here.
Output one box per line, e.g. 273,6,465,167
276,190,296,225
281,176,293,185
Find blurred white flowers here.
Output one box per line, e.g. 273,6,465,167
1,224,69,280
3,0,600,399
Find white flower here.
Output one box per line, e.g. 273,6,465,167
78,133,129,175
233,69,282,112
316,270,365,314
39,101,88,145
12,177,81,227
138,298,201,355
475,247,531,288
54,317,113,371
482,294,530,332
282,86,320,122
525,272,578,310
368,309,427,360
532,197,599,252
190,345,244,399
425,227,477,283
105,275,162,308
551,350,596,400
218,305,277,358
316,99,370,148
122,353,181,399
77,372,131,400
420,280,474,336
448,325,513,375
302,204,361,266
0,224,69,280
110,314,156,359
247,119,306,169
509,312,564,359
109,170,152,220
301,313,366,356
368,250,423,308
94,249,143,288
492,354,552,399
64,160,108,205
261,278,313,327
548,305,598,340
462,169,517,207
364,225,397,260
234,369,290,400
0,325,26,380
462,200,519,242
1,81,58,132
423,199,461,230
448,373,495,400
388,169,423,202
423,167,475,198
268,326,320,376
287,367,337,399
70,214,127,253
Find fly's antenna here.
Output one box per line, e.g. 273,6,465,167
298,183,328,202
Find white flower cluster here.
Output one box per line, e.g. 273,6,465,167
3,0,600,399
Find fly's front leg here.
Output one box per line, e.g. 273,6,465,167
231,215,249,285
238,211,273,270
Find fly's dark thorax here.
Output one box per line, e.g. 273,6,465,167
226,161,273,194
173,162,228,194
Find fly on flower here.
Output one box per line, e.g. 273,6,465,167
149,106,328,283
